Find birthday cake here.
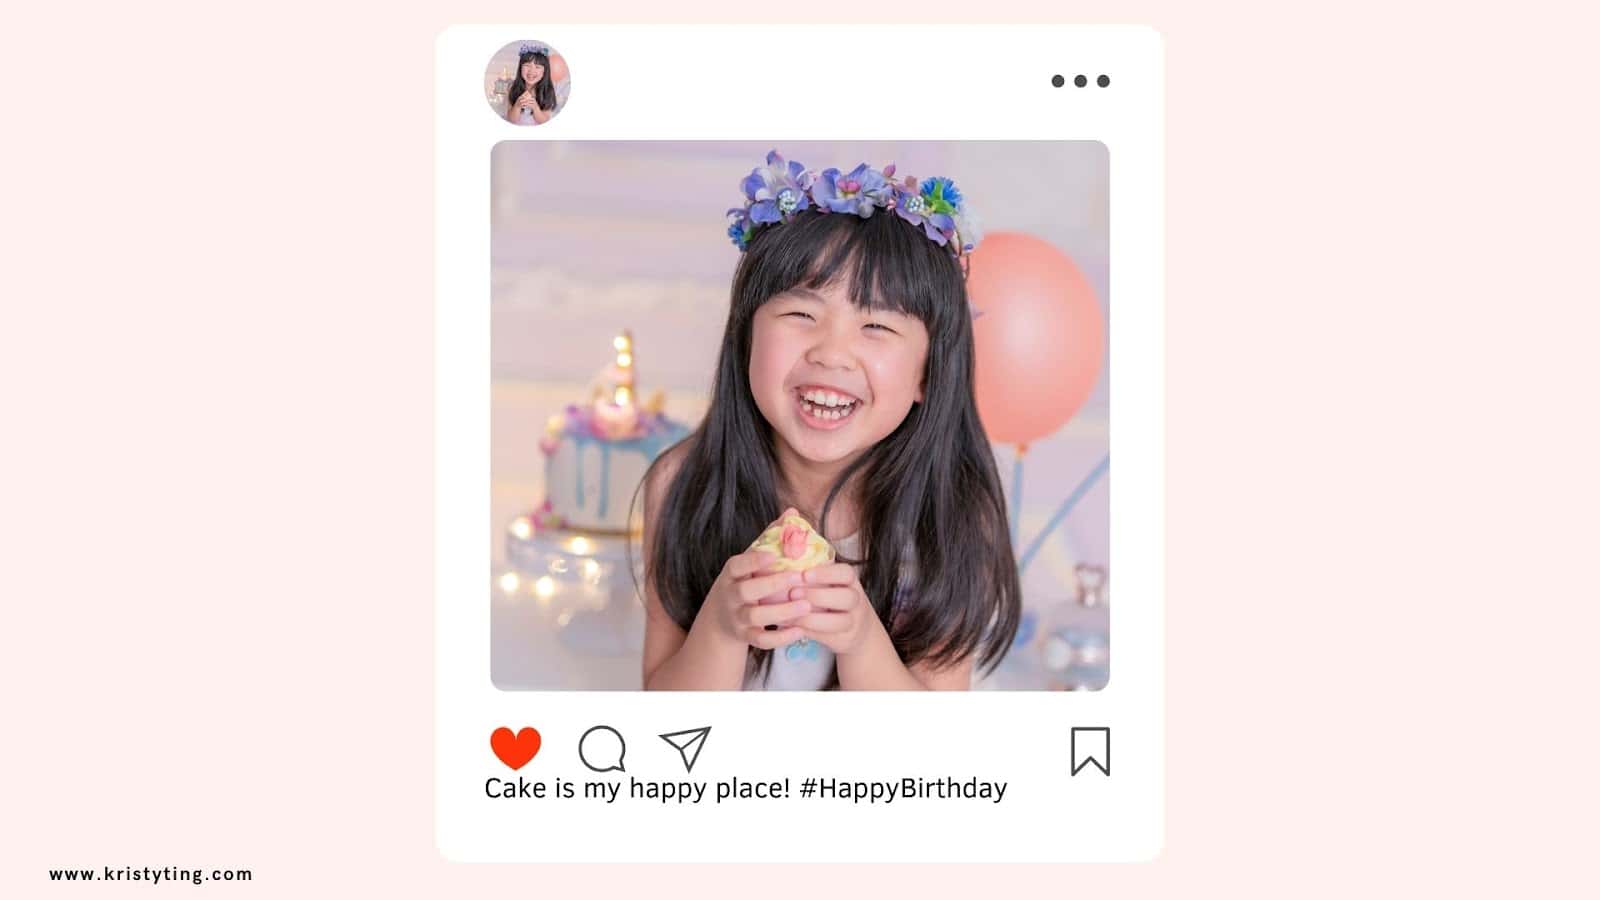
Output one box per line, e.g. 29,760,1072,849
533,331,690,535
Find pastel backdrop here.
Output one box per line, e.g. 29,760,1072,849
489,141,1110,689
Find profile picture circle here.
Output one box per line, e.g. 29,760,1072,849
485,40,570,126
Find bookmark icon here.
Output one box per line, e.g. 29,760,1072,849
659,726,711,774
1070,726,1110,776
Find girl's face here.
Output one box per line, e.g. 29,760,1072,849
521,59,545,82
749,280,929,467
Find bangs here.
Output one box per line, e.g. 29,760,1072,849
735,208,962,328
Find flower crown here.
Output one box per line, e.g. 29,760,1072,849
519,42,550,56
725,149,983,275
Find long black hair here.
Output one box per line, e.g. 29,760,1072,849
636,206,1021,688
508,50,555,113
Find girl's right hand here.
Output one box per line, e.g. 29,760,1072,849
703,548,810,650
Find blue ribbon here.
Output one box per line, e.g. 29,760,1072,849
1017,454,1109,576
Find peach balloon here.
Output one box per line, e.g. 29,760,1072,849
549,54,569,85
967,232,1105,448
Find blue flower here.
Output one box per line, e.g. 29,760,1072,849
919,176,964,212
726,211,753,250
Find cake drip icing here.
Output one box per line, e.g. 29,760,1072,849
553,404,689,519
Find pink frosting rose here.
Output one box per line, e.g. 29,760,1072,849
780,523,808,560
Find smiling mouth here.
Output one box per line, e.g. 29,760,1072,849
794,387,861,428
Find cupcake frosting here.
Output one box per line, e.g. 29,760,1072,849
747,512,835,572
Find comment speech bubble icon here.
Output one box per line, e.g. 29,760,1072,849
578,725,627,773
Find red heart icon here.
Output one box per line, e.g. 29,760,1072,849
490,727,542,770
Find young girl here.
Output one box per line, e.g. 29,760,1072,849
504,45,556,125
638,150,1020,690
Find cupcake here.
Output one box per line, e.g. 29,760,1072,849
746,509,834,644
747,509,835,573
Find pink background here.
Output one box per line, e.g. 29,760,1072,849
5,6,1598,897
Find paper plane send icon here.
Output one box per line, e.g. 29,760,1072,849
659,726,711,773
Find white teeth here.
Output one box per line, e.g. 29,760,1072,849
801,389,856,408
799,395,855,422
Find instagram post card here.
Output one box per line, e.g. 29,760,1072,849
437,25,1163,862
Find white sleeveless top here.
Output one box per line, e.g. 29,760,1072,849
740,531,862,691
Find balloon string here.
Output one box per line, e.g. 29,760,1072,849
1009,444,1027,547
1017,454,1109,576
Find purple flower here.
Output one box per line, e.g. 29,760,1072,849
891,186,956,246
890,175,968,246
723,151,983,267
810,163,891,217
740,149,813,226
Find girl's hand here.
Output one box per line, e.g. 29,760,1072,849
789,562,876,657
701,548,811,651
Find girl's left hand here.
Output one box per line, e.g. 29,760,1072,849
788,563,878,657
